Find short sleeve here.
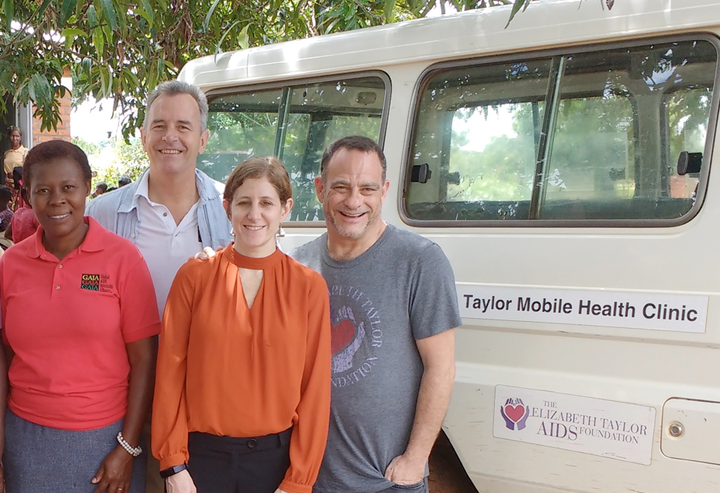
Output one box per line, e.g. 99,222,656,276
118,253,161,342
409,243,462,340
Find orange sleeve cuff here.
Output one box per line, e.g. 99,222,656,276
158,452,189,471
278,479,314,493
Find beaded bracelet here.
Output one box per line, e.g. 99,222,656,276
116,432,142,457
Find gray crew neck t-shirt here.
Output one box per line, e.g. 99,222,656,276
291,225,462,493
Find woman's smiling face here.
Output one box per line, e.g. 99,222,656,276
224,176,293,258
28,157,90,251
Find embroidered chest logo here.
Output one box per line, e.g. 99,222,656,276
329,284,383,389
80,274,113,293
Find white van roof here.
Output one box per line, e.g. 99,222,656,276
179,0,720,89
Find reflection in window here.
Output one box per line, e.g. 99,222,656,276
203,76,386,221
406,39,717,224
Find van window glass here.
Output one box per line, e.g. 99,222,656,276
406,39,717,224
203,76,387,222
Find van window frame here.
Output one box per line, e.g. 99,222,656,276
203,70,392,228
400,34,720,228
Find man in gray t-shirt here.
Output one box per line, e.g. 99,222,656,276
291,136,461,493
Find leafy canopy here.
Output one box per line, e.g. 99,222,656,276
0,0,616,137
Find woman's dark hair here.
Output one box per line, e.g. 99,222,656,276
23,140,92,188
0,187,12,202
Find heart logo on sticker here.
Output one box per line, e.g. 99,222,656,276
504,404,526,423
500,398,529,431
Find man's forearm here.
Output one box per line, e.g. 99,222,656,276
403,358,455,462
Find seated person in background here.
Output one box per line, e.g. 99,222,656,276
0,187,14,232
0,187,15,250
0,140,160,493
5,188,38,244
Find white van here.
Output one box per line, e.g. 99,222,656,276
179,0,720,491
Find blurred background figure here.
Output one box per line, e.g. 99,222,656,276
92,181,108,198
118,175,132,188
2,127,27,189
4,188,39,245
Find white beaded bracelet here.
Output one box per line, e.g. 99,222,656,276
116,432,142,457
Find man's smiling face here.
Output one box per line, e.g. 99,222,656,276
315,148,389,242
140,93,209,177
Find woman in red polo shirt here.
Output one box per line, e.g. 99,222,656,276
0,140,160,493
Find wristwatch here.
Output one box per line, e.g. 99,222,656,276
160,464,188,479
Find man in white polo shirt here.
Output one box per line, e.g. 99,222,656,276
87,80,232,491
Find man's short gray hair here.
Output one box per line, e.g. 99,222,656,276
145,80,209,132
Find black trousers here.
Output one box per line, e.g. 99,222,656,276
187,428,292,493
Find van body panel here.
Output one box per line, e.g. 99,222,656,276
179,1,720,491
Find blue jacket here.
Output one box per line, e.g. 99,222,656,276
86,169,232,250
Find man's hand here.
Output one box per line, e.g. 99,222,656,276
384,453,425,485
91,446,133,493
190,246,216,261
165,469,197,493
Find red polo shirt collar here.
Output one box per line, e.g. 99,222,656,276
26,216,106,259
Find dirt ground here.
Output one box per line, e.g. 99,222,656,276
428,432,478,493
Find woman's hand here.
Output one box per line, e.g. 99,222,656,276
165,469,197,493
91,445,133,493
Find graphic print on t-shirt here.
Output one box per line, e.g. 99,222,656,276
330,284,382,388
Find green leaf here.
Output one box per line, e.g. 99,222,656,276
136,8,152,26
203,0,222,33
27,77,36,102
384,0,396,23
214,20,244,59
506,0,530,28
59,0,77,25
141,0,154,25
93,27,105,55
100,0,118,31
61,28,88,49
31,73,52,103
87,4,98,27
3,0,14,32
36,0,53,18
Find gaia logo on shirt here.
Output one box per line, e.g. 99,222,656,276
81,273,100,291
329,284,383,388
80,273,113,292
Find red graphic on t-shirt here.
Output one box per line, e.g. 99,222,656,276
331,305,365,373
332,319,355,354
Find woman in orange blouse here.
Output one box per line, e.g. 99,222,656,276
152,157,331,493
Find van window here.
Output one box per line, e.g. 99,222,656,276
202,75,387,221
405,39,718,225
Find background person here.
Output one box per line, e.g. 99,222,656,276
4,187,39,244
93,182,108,198
152,156,331,493
2,127,27,189
0,140,160,493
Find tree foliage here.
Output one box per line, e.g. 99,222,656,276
0,0,618,138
